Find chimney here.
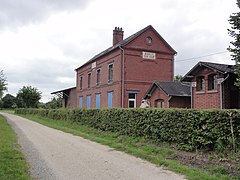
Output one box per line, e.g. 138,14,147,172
113,27,124,46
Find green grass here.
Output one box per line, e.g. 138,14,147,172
0,115,30,180
18,114,235,180
0,109,14,114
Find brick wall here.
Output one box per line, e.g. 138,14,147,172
192,69,224,109
170,96,191,108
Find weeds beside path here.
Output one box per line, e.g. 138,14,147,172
0,114,30,180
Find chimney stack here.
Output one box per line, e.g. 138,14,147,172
113,27,124,46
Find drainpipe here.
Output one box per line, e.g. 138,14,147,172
119,45,125,108
190,82,193,108
220,74,229,109
168,96,172,108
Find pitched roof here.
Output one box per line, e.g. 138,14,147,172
144,81,191,99
75,25,176,70
182,61,235,81
51,87,76,95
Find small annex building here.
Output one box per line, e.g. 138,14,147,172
182,61,240,109
144,81,191,108
51,87,76,108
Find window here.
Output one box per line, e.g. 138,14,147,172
108,64,113,83
146,36,152,45
88,73,91,88
208,74,217,90
80,76,83,90
196,76,205,91
96,94,101,108
128,93,136,108
108,91,113,108
155,99,164,108
86,95,91,108
96,68,101,86
79,96,83,108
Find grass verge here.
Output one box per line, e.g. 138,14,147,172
0,115,30,180
18,113,236,180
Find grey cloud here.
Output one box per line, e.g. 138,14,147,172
6,58,76,88
0,0,92,29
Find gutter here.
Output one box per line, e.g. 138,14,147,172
119,45,125,108
220,74,229,109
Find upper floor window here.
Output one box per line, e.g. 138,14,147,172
108,63,113,83
196,76,205,91
208,74,217,91
96,68,101,86
80,76,83,90
88,73,91,88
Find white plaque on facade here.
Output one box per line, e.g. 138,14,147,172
92,62,96,69
142,51,156,60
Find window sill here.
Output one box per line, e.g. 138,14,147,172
196,91,205,94
207,90,218,93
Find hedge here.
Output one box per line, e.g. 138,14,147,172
15,108,240,151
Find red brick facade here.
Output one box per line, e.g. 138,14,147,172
183,62,240,109
74,25,176,108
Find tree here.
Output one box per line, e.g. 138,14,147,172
228,0,240,87
174,75,183,81
0,70,7,98
16,86,42,108
45,97,62,109
2,94,16,109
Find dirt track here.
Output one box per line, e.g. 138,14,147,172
2,113,185,180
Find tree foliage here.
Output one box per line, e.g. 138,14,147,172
228,0,240,87
45,97,62,109
2,94,16,109
0,70,7,98
174,75,183,81
16,86,42,108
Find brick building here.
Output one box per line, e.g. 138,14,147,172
67,25,176,108
143,81,191,108
182,61,240,109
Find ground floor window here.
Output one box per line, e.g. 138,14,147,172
86,95,91,108
128,93,136,108
155,99,164,108
79,96,83,108
96,93,101,108
108,91,113,108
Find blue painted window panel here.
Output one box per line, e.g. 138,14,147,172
79,96,83,108
108,92,113,108
87,95,91,108
96,94,101,108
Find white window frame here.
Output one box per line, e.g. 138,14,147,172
128,93,136,108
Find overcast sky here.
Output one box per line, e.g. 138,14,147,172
0,0,238,102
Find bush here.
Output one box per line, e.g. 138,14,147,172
15,108,240,151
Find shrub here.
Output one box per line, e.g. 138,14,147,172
15,108,240,151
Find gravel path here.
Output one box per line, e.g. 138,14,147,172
1,113,186,180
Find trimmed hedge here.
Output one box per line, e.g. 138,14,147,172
15,108,240,151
